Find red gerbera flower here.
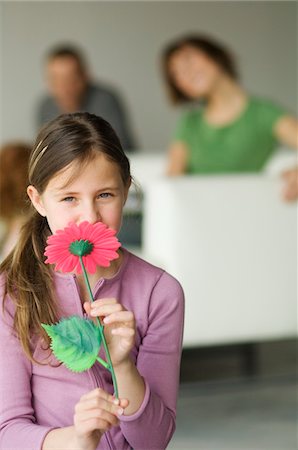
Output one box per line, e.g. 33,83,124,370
44,221,121,274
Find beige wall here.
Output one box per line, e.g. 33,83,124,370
1,1,297,150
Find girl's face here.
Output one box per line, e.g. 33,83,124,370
28,152,129,235
168,45,222,99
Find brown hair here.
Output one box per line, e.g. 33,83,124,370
46,44,87,74
0,142,31,222
0,112,131,363
162,34,239,104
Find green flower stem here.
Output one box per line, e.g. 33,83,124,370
79,256,119,398
97,326,119,399
96,356,110,370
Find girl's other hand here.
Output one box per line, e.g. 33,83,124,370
84,298,136,367
73,387,128,450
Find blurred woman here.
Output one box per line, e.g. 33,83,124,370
0,142,31,259
162,35,297,199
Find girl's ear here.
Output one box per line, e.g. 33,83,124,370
27,185,46,217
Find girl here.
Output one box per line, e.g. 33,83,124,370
162,34,298,200
0,113,184,450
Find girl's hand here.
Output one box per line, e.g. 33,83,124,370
84,298,136,367
73,387,128,450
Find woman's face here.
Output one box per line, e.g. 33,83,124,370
168,45,223,99
28,152,129,235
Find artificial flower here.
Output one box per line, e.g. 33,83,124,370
42,220,120,397
44,221,121,274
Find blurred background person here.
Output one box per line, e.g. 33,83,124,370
0,142,31,260
162,34,298,199
36,44,137,151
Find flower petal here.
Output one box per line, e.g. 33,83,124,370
44,221,121,274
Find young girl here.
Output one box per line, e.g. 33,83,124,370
0,113,184,450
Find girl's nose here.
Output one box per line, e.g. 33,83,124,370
82,205,101,224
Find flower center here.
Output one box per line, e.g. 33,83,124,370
69,239,94,257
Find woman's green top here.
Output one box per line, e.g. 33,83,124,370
174,97,286,173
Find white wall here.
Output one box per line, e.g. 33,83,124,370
1,1,297,150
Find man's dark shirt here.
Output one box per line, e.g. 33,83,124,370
36,84,136,151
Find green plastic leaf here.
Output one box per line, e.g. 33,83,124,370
42,316,102,372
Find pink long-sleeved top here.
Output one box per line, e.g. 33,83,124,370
0,249,184,450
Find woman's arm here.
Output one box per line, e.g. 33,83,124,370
166,141,189,175
274,115,298,149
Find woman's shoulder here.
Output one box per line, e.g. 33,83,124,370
249,96,286,115
248,96,287,130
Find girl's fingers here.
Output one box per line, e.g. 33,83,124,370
79,387,113,401
75,396,119,415
83,299,119,316
90,303,123,317
111,327,135,338
102,311,134,325
74,392,127,437
75,417,113,435
76,388,128,416
83,302,91,315
86,300,136,332
92,298,118,308
75,407,120,426
119,398,129,409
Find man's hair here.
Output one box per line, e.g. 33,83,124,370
46,44,87,72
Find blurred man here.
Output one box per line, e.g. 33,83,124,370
36,45,137,150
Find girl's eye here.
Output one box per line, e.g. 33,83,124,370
62,197,75,202
98,193,112,199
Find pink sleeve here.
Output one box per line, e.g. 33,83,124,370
120,272,185,449
0,286,55,450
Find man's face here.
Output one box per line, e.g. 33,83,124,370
46,56,87,110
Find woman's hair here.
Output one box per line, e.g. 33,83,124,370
0,142,31,221
0,112,131,363
162,34,239,104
